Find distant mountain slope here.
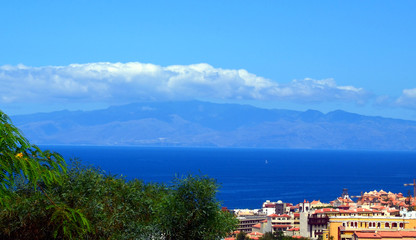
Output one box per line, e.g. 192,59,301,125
10,101,416,150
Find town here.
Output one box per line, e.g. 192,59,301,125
225,187,416,240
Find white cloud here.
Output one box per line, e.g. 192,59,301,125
395,88,416,108
0,62,368,105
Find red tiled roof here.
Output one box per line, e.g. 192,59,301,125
354,208,373,213
388,209,400,213
261,219,268,223
278,214,291,218
288,227,300,231
252,223,261,229
292,236,302,238
265,203,276,208
247,232,264,236
400,232,416,237
354,232,381,239
338,205,350,208
268,214,279,217
294,213,300,217
377,231,403,238
273,224,292,228
370,206,384,209
314,208,339,214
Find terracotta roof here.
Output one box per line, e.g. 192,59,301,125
294,213,300,217
247,232,264,236
261,219,268,223
268,214,279,217
355,208,373,213
225,238,236,240
370,206,384,209
278,214,291,218
399,232,416,237
288,227,300,231
354,232,381,239
265,203,276,208
314,208,339,214
338,205,351,208
377,231,403,238
388,209,400,213
273,224,292,228
252,223,261,229
292,236,302,239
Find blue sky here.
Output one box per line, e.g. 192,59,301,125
1,1,416,120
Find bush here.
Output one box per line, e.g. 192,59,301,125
0,109,237,239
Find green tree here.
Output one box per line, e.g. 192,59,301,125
237,231,250,240
0,111,66,204
0,110,237,239
260,232,276,240
157,174,238,240
0,110,90,239
275,230,284,240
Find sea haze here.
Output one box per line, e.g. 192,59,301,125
11,101,416,150
44,145,416,209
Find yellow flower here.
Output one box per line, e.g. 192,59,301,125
15,153,23,158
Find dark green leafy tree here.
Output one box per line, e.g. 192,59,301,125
157,174,238,240
0,111,66,203
236,231,250,240
0,110,90,239
260,232,277,240
0,110,237,239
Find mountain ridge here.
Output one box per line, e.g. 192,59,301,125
10,101,416,150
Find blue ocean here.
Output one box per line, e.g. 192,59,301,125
42,146,416,209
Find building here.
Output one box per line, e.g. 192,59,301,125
237,215,267,233
323,217,416,240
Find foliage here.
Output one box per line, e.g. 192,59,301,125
0,111,66,205
157,174,238,240
237,231,250,240
0,160,237,239
0,109,237,239
0,110,90,239
260,232,276,240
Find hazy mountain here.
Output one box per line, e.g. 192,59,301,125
10,101,416,150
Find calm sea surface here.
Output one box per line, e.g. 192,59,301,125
42,146,416,209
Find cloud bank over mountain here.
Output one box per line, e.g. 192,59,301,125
0,62,368,104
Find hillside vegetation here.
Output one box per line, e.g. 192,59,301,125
0,110,237,239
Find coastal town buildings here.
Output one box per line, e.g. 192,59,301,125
227,189,416,240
